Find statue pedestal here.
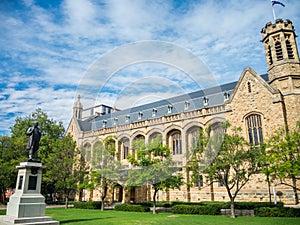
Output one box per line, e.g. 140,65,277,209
0,161,59,225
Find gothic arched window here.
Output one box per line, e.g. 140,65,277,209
275,41,283,61
169,131,182,155
120,137,130,159
83,142,91,162
267,45,273,65
286,40,294,59
246,114,264,145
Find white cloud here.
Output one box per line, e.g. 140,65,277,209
0,0,300,134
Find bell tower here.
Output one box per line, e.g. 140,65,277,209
261,19,300,93
261,19,300,130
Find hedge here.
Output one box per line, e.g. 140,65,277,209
73,201,102,209
139,201,282,210
171,204,221,215
254,207,300,217
231,202,283,210
115,204,150,212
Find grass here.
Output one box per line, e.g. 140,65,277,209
1,208,300,225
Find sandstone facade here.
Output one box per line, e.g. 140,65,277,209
67,19,300,205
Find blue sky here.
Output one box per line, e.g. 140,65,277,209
0,0,299,135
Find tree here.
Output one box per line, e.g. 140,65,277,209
187,124,226,202
127,135,183,214
186,128,211,200
204,125,262,218
1,108,72,202
0,135,14,203
43,135,79,208
81,138,123,211
264,122,300,204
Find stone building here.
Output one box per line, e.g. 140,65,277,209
67,19,300,204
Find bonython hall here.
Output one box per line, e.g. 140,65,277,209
67,19,300,204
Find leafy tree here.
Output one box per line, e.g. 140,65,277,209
81,138,123,211
43,135,79,208
186,128,211,200
264,122,300,204
0,108,75,203
187,124,226,202
127,135,184,214
204,125,262,218
0,135,14,202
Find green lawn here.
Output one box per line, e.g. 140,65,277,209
1,208,300,225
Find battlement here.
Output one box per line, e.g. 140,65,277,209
261,19,295,40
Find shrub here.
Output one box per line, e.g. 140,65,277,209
115,204,150,212
73,201,102,209
233,202,283,210
254,207,300,217
139,201,201,208
171,205,221,215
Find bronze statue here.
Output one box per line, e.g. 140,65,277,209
26,121,41,160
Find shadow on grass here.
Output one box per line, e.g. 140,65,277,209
60,217,115,224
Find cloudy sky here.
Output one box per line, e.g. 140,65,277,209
0,0,299,135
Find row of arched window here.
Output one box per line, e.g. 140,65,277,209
83,114,264,163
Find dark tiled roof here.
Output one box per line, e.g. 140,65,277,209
78,74,269,132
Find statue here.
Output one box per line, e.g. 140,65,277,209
26,121,42,161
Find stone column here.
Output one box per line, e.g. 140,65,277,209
0,161,59,225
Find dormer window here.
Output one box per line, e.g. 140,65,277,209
125,115,130,123
152,108,157,117
224,92,230,101
203,96,209,106
113,117,118,125
184,101,190,110
138,111,143,120
168,104,173,113
102,120,107,128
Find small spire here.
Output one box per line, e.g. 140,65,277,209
73,94,83,109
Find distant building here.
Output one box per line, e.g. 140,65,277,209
67,19,300,204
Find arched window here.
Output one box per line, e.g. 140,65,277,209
267,45,273,65
120,137,130,160
104,138,116,157
149,132,162,144
286,40,294,59
246,114,264,145
171,132,182,155
275,41,283,61
187,126,202,153
93,141,104,168
83,142,91,163
132,135,145,159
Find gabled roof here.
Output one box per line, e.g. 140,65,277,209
77,73,269,132
229,67,276,102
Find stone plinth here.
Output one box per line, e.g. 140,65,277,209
0,161,59,225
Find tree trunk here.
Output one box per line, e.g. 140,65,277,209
186,169,191,202
65,195,69,209
1,187,5,203
292,176,299,204
152,189,158,214
101,183,108,211
101,200,105,211
230,198,236,218
210,177,214,201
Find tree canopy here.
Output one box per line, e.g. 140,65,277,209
0,108,78,205
263,122,300,204
127,135,183,214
